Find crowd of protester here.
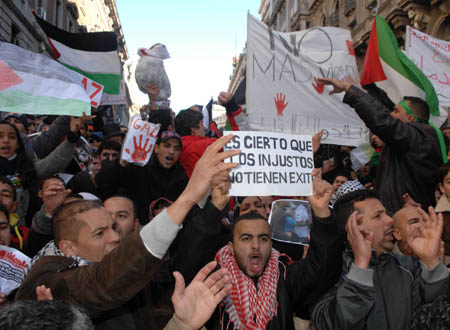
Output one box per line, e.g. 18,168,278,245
0,76,449,330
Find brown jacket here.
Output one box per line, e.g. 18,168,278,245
15,231,173,329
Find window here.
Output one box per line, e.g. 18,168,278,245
55,0,62,28
10,24,20,45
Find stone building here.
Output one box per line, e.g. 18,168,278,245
228,0,450,94
0,0,133,123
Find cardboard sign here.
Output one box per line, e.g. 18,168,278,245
0,245,31,294
246,13,367,146
81,76,104,107
268,199,312,246
122,115,160,166
224,131,313,196
406,26,450,107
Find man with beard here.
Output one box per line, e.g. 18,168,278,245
173,170,343,329
96,131,188,223
313,188,450,330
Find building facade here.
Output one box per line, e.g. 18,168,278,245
228,0,450,94
0,0,134,123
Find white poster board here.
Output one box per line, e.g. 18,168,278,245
0,246,31,295
406,26,450,107
246,13,367,146
122,115,160,166
224,131,313,196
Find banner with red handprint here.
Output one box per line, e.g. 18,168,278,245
246,14,366,146
122,115,160,166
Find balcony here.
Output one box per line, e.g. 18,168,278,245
344,0,356,15
329,10,340,27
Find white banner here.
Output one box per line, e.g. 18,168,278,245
0,246,31,295
405,26,450,107
81,76,104,108
224,131,313,196
100,80,128,106
246,13,367,146
122,115,160,166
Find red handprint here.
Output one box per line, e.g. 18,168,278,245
274,92,288,117
312,77,324,94
125,135,153,162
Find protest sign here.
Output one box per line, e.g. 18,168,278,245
406,26,450,107
122,115,160,166
0,42,91,116
0,245,31,295
100,80,128,106
224,131,313,196
81,76,104,107
246,13,367,147
268,199,312,246
350,142,375,172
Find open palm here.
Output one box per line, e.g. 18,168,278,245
172,261,231,330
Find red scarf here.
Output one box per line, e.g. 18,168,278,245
215,245,280,330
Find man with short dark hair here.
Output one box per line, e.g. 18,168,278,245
96,131,188,223
16,135,240,329
174,109,217,177
174,172,344,329
318,78,446,214
313,188,450,330
104,195,139,239
97,141,121,162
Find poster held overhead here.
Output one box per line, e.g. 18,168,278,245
223,131,313,196
122,115,160,167
246,13,366,146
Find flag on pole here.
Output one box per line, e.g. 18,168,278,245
360,15,440,116
0,42,91,116
34,12,121,95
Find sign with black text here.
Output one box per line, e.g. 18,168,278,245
224,131,313,196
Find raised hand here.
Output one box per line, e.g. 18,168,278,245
183,134,239,205
312,130,323,154
147,83,160,96
41,180,71,216
36,285,53,301
407,207,443,269
70,112,96,134
172,261,232,330
306,168,332,218
274,92,288,116
125,135,153,162
218,91,233,106
346,211,373,269
211,169,232,210
316,78,352,95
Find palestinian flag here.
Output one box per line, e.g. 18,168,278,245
34,13,121,95
0,42,90,116
360,16,440,116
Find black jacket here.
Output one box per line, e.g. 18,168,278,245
343,87,444,214
95,156,188,224
173,201,343,329
312,249,450,330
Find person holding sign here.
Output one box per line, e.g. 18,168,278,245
15,135,240,329
173,169,343,329
318,78,447,214
95,131,188,224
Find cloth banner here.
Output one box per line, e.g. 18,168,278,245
0,245,31,295
0,42,91,116
246,13,366,146
224,131,313,196
100,80,127,106
122,115,160,166
406,26,450,107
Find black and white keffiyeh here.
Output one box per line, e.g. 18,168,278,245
24,240,91,278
